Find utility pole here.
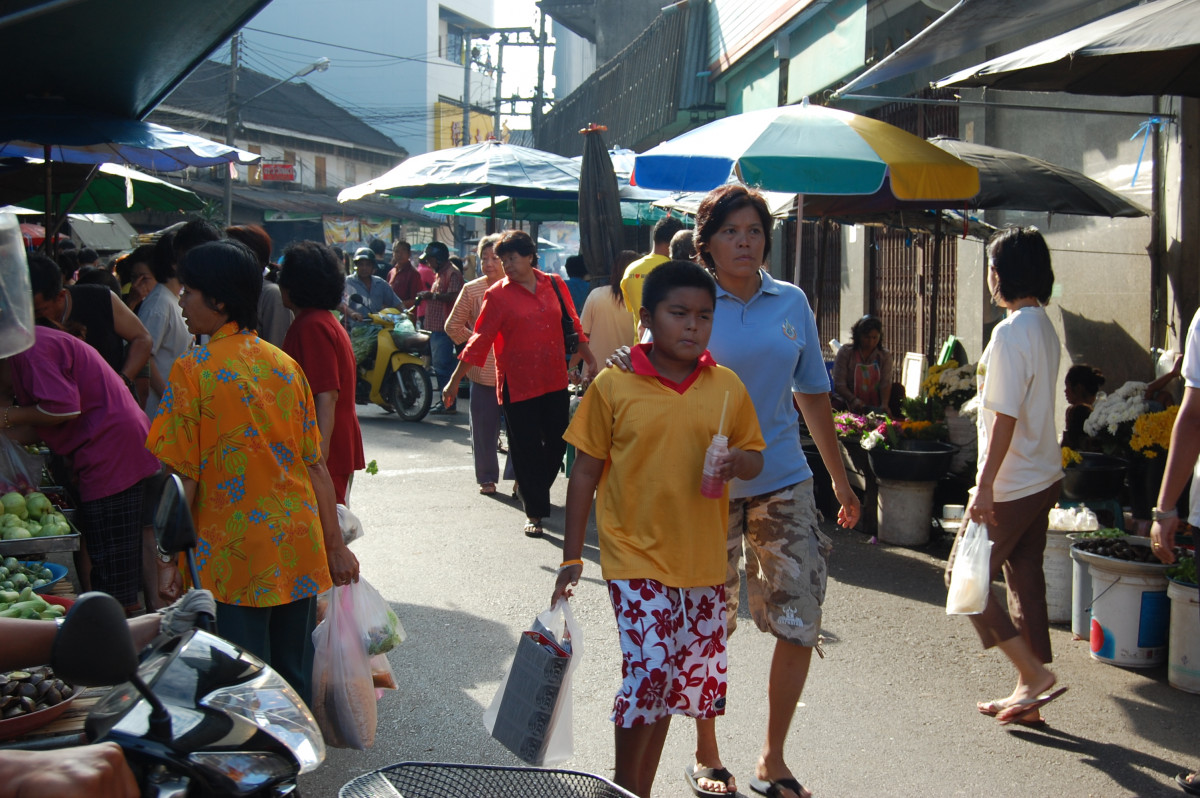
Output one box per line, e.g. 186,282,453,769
224,32,240,226
493,35,506,140
532,11,546,138
461,31,472,146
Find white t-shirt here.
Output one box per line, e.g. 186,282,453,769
1182,307,1200,525
975,305,1063,502
138,283,192,418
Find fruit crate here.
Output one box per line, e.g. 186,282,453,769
0,488,81,558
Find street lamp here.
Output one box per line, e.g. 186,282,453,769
224,56,331,225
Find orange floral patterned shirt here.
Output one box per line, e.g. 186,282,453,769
147,323,332,607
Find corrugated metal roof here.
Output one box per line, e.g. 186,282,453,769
156,61,405,156
177,180,441,222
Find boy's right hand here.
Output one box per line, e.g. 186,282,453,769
551,564,582,607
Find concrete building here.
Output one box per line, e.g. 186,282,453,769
241,0,497,157
538,0,1198,425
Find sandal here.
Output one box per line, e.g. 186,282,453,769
523,519,543,538
479,483,497,495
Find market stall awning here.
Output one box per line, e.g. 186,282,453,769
934,0,1200,97
2,0,272,121
833,0,1097,98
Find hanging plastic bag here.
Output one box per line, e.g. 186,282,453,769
337,504,364,546
370,653,397,698
946,520,994,615
347,578,404,655
0,435,43,493
310,583,377,749
483,599,582,766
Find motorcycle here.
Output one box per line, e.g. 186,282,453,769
46,475,324,797
348,294,433,423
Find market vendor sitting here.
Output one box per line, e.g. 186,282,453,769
832,314,902,416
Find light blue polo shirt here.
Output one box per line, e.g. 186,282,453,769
708,270,829,499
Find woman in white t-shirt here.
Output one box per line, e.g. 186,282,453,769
579,250,638,362
954,226,1066,727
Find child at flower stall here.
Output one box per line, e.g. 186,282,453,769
551,261,765,798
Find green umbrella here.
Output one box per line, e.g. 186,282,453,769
0,158,202,213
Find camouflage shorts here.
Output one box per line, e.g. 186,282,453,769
726,480,832,647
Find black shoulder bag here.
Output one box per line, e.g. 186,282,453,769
549,276,580,357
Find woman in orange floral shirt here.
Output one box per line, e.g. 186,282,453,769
147,239,359,702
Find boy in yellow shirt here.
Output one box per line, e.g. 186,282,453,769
552,260,765,798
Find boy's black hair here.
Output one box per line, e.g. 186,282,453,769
177,240,262,331
279,241,345,311
987,226,1054,304
652,216,686,246
641,259,716,314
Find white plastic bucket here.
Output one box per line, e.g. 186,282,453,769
1043,532,1072,624
1168,579,1200,693
1068,536,1092,639
1089,564,1169,667
876,478,936,547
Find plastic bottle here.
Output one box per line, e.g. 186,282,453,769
700,434,729,498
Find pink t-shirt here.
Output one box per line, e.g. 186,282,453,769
10,326,159,501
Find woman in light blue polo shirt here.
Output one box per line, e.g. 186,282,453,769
688,185,860,798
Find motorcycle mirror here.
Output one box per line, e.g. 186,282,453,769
154,472,197,556
349,293,365,304
51,592,138,686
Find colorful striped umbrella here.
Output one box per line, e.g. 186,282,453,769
632,99,979,202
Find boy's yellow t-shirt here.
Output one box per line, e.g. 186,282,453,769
564,345,765,588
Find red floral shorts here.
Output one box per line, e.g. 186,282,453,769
607,578,728,728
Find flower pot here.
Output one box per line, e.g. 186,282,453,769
1061,453,1128,502
876,477,936,547
867,440,956,482
943,407,977,477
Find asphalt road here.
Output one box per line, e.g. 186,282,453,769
301,404,1200,798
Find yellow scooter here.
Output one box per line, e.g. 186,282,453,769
348,296,433,422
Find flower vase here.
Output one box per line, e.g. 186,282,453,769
944,408,977,477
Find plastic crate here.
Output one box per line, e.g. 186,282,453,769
339,762,637,798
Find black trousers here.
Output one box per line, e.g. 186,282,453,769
502,384,569,519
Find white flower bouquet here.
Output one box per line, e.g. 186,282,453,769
1082,380,1148,455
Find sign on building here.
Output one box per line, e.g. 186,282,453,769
262,163,296,182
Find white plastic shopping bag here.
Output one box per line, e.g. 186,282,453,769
311,583,377,749
946,520,993,615
483,600,583,765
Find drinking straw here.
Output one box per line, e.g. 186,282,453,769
717,391,729,437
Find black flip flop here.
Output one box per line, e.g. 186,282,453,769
750,776,806,798
685,766,736,797
1178,772,1200,796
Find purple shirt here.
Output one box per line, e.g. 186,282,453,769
10,326,159,501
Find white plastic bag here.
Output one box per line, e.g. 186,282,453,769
311,583,377,749
349,577,405,655
946,520,994,615
337,504,364,546
483,600,582,765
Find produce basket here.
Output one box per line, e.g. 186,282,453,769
339,763,637,798
0,488,81,558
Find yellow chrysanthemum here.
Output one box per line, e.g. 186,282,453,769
1130,405,1179,456
1061,446,1083,468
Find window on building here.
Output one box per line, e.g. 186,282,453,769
283,150,296,165
444,23,464,64
315,156,327,191
345,161,356,186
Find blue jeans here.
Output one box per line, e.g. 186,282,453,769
429,331,457,398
